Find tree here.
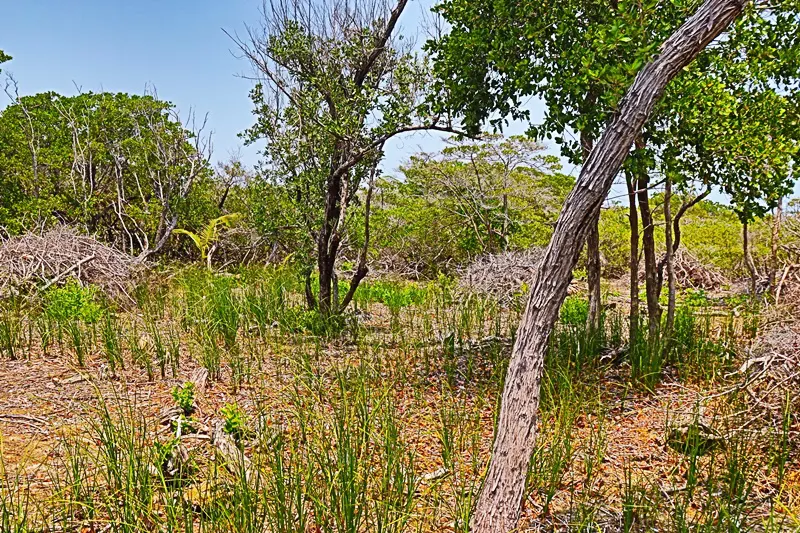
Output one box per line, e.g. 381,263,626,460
429,0,701,332
236,0,461,316
431,0,800,342
0,90,214,258
370,136,570,275
433,0,748,529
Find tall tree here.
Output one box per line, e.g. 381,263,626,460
432,0,748,529
236,0,460,316
429,0,701,332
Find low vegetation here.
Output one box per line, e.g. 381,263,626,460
0,264,798,532
2,0,800,531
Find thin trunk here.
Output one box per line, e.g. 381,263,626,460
663,175,676,356
339,162,379,312
318,173,342,316
582,135,602,332
636,165,661,338
304,269,317,310
317,255,335,315
218,184,232,211
656,187,711,293
770,199,782,294
743,218,758,296
626,171,640,345
501,192,509,250
586,215,602,331
470,1,746,530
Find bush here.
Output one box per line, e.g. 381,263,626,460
43,279,105,324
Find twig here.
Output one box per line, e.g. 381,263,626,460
41,254,96,290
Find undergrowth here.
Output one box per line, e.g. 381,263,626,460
0,266,795,532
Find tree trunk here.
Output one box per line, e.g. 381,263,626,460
586,215,602,331
317,155,345,316
339,163,379,312
317,253,335,316
770,199,782,295
743,218,758,296
656,187,711,294
636,165,661,339
304,269,317,310
663,175,676,356
626,171,640,346
582,135,602,333
469,1,747,530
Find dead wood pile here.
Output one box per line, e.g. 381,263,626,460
639,249,728,291
741,320,800,429
459,249,544,302
0,227,141,299
673,249,728,290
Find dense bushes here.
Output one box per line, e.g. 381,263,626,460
0,91,220,258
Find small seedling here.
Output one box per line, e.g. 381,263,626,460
171,382,196,415
221,402,250,442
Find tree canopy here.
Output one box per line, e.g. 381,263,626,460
0,91,214,256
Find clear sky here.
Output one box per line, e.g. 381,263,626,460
2,0,539,177
2,2,794,200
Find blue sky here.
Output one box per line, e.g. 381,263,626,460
2,2,794,201
2,0,544,177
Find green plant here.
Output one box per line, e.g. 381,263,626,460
171,382,196,415
173,213,242,269
43,279,104,324
221,403,249,442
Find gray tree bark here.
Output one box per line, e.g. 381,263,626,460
663,175,676,355
470,1,748,530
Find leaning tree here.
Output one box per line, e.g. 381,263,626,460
428,0,701,332
431,0,751,530
235,0,461,316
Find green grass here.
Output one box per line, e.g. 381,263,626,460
0,267,794,532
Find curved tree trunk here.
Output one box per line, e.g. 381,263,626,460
469,2,748,530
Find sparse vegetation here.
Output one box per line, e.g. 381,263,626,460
1,1,800,532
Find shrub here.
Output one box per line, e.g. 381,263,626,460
43,279,105,324
171,382,196,416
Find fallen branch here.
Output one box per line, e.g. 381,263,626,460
41,255,96,291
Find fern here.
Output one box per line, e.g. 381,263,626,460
173,213,242,269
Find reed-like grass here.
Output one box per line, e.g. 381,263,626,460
0,266,793,532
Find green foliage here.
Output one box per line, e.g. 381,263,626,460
221,403,249,442
559,296,589,328
240,1,462,313
429,0,800,269
173,212,242,267
371,137,572,276
170,382,196,416
0,91,216,254
43,279,104,324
